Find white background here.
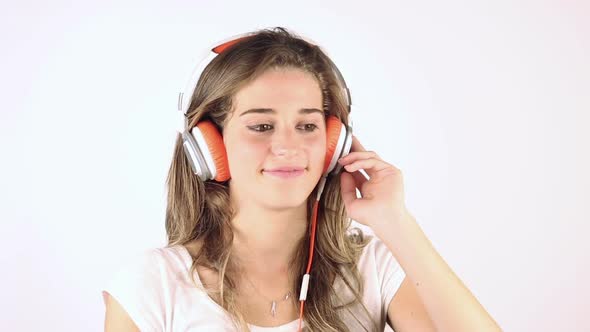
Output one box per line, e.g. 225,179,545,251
1,0,588,331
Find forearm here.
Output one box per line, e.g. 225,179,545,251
373,213,502,332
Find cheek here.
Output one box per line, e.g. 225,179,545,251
306,136,327,165
226,134,266,171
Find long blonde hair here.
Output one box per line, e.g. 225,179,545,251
165,26,375,331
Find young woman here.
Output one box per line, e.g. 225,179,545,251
103,27,501,332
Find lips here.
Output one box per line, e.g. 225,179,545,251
262,167,306,179
264,166,305,172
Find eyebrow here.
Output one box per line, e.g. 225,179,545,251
239,108,324,117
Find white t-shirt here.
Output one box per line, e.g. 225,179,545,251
102,234,406,331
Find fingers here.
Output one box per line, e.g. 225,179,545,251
350,169,368,186
341,135,381,166
341,135,398,178
339,151,380,163
339,172,357,207
339,155,391,178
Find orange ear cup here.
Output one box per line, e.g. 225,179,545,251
195,121,231,182
324,115,343,174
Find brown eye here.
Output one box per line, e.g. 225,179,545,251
248,124,273,132
248,123,318,133
299,124,318,132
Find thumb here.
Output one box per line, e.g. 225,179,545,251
340,172,357,209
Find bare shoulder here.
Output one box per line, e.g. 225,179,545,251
184,238,204,257
183,239,222,296
102,291,140,332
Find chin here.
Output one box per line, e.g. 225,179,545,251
260,198,308,211
258,188,311,209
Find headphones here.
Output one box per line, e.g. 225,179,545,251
177,31,354,183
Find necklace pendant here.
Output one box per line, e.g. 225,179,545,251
270,301,277,317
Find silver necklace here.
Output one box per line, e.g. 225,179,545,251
243,274,293,317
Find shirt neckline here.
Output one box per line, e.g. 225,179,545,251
174,244,303,330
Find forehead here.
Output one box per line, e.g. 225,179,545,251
233,68,323,114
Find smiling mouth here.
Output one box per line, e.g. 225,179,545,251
262,169,305,179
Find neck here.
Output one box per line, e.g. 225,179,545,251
230,204,308,274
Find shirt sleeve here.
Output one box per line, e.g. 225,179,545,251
102,249,166,332
373,236,407,314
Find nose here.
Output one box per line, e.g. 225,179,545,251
270,126,301,158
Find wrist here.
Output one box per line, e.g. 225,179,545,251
371,207,415,235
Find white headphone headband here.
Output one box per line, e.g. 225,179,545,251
176,30,353,133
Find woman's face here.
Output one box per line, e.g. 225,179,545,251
223,67,327,210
